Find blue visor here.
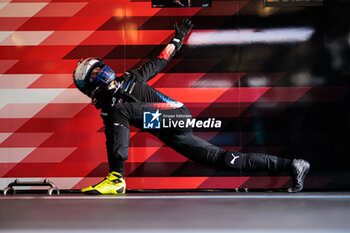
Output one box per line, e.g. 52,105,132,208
91,65,116,87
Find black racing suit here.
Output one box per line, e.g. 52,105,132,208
93,39,292,177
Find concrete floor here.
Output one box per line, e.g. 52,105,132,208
1,192,350,233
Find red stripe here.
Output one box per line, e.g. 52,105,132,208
0,164,17,177
156,87,229,103
29,74,74,89
45,162,101,177
0,119,28,133
39,132,94,147
81,30,173,45
75,2,160,17
16,118,69,132
0,133,52,148
257,87,311,102
4,163,59,177
198,177,250,189
57,16,110,30
21,46,76,60
125,177,207,189
151,73,205,88
0,46,35,59
21,148,76,163
0,18,29,31
17,17,69,31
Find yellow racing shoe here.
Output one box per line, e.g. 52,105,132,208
81,171,126,195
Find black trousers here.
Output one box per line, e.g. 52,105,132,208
102,102,292,176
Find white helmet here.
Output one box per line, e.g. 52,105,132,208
73,57,115,97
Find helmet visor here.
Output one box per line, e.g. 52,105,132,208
91,65,116,87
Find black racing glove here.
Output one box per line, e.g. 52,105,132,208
172,18,194,50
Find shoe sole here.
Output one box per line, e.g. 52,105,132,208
83,190,103,195
82,186,125,195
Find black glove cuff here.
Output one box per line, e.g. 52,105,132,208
171,37,183,51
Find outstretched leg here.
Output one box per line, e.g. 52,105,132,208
158,132,291,172
158,131,309,192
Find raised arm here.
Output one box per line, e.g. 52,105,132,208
135,18,193,82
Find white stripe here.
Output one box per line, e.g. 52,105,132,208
40,31,94,46
0,148,36,163
0,89,64,109
0,31,12,44
0,103,46,118
0,74,42,89
34,2,88,17
51,89,91,103
0,31,54,46
0,3,48,17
